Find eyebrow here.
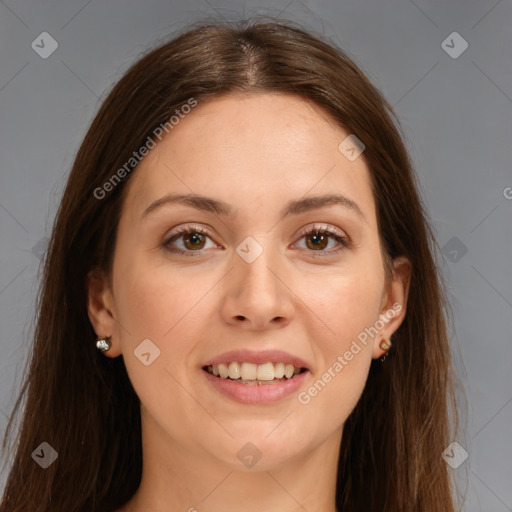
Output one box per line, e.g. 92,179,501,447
142,192,366,222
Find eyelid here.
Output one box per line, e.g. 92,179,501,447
163,222,351,256
294,222,347,240
165,222,348,242
163,224,217,247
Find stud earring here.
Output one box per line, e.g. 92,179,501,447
96,335,112,353
379,338,392,362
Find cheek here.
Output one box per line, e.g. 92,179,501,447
110,249,185,393
116,276,173,340
111,255,198,410
295,271,382,426
297,260,384,351
113,245,196,339
112,249,217,378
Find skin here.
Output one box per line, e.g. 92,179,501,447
87,93,411,512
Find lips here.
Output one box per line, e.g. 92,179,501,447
201,364,309,404
200,348,311,403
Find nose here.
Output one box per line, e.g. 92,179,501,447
220,242,295,331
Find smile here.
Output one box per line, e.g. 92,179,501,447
204,361,306,384
202,362,309,404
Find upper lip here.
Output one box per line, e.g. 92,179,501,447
202,349,311,371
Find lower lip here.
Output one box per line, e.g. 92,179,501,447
202,368,309,404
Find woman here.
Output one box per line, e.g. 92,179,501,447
1,18,463,511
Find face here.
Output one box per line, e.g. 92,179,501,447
88,93,409,473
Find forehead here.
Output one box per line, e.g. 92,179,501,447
122,93,376,226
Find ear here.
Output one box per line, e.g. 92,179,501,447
372,256,412,359
86,268,121,357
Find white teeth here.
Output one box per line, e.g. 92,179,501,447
228,362,240,379
240,362,257,380
218,363,229,379
274,362,285,379
257,362,274,381
207,361,304,381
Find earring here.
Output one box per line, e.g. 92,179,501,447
379,338,392,362
96,335,112,353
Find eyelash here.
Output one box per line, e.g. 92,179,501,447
163,224,351,258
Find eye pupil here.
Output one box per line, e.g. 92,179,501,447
306,232,328,250
184,232,205,249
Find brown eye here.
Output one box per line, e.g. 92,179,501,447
181,231,206,250
295,225,351,257
164,226,216,256
304,231,330,251
163,224,350,258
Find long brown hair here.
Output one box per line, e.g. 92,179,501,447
1,17,464,511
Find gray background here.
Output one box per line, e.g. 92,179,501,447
1,1,511,510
